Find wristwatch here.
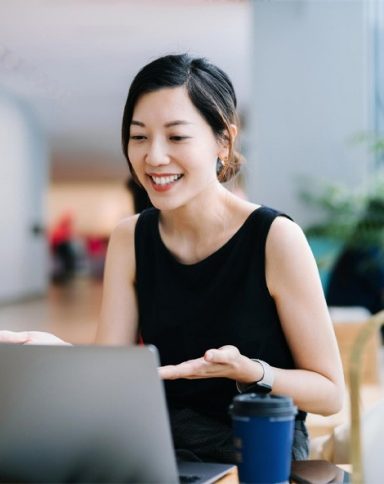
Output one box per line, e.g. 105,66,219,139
236,359,274,394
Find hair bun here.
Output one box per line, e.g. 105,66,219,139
218,150,244,183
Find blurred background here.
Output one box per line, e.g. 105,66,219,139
1,0,384,458
0,0,383,336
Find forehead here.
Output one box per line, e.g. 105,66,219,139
132,86,202,123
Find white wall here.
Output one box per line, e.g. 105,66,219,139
0,92,49,302
247,0,371,226
47,182,133,236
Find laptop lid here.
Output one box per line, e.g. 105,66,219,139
0,344,234,484
0,344,180,483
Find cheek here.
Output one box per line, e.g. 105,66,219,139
183,143,217,165
127,143,134,161
127,145,141,168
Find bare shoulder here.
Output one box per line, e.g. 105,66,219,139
265,215,318,296
105,214,140,273
266,215,308,257
110,214,140,244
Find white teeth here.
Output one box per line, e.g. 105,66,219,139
151,174,182,185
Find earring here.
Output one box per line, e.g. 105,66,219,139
216,157,225,175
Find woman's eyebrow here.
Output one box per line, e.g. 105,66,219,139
164,120,194,127
130,120,193,127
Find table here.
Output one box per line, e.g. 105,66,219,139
216,460,351,483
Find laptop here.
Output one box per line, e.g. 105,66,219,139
0,344,234,483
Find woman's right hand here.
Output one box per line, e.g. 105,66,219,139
0,330,71,345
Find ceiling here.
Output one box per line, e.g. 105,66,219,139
0,0,252,181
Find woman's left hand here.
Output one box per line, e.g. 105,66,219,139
159,345,246,380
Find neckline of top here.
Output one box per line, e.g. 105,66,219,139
153,206,264,268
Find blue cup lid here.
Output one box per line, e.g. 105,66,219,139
230,393,297,418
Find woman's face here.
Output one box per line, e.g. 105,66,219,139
127,86,225,211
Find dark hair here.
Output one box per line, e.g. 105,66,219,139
125,177,152,213
121,53,243,183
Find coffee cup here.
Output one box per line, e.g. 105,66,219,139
230,393,297,483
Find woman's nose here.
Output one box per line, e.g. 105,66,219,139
145,141,169,167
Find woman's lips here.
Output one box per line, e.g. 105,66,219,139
147,174,183,192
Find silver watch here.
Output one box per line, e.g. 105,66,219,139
236,359,275,394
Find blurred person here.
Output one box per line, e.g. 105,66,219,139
85,235,108,280
326,198,384,337
49,213,76,284
0,54,344,463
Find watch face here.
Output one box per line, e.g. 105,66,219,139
254,383,272,394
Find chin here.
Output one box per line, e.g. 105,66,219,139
151,197,187,212
149,195,184,212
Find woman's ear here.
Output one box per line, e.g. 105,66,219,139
228,123,238,141
218,124,238,160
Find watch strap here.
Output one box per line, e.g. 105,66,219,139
236,359,274,394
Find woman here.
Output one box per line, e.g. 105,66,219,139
0,54,344,463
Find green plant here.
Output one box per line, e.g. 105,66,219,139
299,136,384,290
300,134,384,249
301,174,384,248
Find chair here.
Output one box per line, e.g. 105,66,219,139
331,306,380,385
362,399,384,482
349,310,384,484
307,306,381,444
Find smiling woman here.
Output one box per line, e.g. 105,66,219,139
0,53,344,465
121,55,242,188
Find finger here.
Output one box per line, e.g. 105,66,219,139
219,345,238,352
158,365,179,380
159,364,195,380
23,331,47,345
204,349,227,363
25,331,71,346
159,358,210,380
0,331,30,344
159,363,192,380
204,346,239,364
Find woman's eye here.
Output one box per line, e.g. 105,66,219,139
170,136,189,141
129,135,146,141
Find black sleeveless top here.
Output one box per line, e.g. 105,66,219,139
134,207,306,422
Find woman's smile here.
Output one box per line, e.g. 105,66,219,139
147,173,184,192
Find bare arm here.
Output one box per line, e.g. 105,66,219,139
95,215,139,345
252,217,344,415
